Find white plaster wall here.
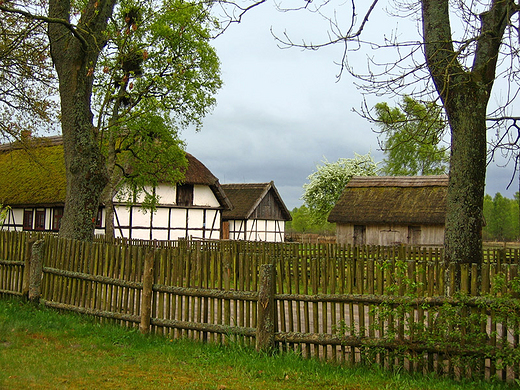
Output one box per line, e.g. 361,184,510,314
229,220,245,240
170,208,187,224
152,229,169,241
152,208,170,228
115,206,131,227
129,229,152,240
156,184,175,204
228,219,285,242
115,228,130,239
131,207,151,227
193,185,219,207
188,209,204,227
2,208,24,231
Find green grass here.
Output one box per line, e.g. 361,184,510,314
0,297,515,390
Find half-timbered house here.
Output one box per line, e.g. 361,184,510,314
0,136,232,240
220,182,291,242
328,175,448,246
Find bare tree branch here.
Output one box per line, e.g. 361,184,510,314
0,4,88,48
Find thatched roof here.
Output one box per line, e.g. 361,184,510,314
183,153,232,210
221,182,291,221
328,175,448,225
0,136,231,210
0,137,66,206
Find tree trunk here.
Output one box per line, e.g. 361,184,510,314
443,88,487,266
48,0,116,241
421,0,512,270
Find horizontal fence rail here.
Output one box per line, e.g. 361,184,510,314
1,230,520,383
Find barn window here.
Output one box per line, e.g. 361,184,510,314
23,209,33,230
52,207,64,231
176,184,194,206
35,210,46,230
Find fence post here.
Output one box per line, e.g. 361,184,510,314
22,236,38,299
140,250,155,334
256,263,275,353
28,239,45,303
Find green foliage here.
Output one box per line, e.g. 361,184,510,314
367,260,520,380
93,0,222,208
374,96,449,176
483,192,519,242
0,204,10,226
302,153,379,225
0,1,58,140
286,205,335,234
111,112,188,210
95,0,221,130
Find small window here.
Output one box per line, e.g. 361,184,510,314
23,210,33,231
52,207,64,231
35,210,46,231
176,184,194,206
95,208,103,229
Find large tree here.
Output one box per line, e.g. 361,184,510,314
274,0,520,266
0,0,225,240
45,0,115,240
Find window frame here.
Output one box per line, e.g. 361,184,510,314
34,210,46,231
23,209,33,231
52,207,64,231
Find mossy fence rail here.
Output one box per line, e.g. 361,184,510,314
1,231,519,383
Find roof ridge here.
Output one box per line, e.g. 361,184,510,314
347,175,449,188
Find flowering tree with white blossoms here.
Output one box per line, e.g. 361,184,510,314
302,153,379,224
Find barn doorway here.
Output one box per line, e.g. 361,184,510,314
353,225,366,246
408,225,421,245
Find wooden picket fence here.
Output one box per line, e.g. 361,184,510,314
1,230,520,383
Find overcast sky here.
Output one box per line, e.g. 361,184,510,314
182,2,519,210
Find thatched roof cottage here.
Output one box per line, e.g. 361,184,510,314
328,175,448,246
220,182,291,242
0,136,232,240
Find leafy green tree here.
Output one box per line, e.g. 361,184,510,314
0,1,57,142
93,0,222,236
302,153,379,225
0,204,10,226
483,193,519,242
374,96,449,176
287,205,335,235
0,0,224,240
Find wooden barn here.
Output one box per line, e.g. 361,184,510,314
220,182,291,242
0,136,232,240
328,175,448,246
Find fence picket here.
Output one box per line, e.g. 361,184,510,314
2,232,520,383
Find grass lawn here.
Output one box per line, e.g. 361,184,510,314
0,297,515,390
